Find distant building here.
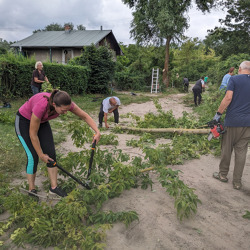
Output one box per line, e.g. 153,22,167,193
11,26,122,64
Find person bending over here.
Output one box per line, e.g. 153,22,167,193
98,96,121,128
15,90,101,198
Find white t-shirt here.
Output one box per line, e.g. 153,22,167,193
102,97,121,113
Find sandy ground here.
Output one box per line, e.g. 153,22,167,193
59,92,250,250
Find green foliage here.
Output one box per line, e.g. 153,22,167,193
43,63,89,95
88,211,139,227
68,121,93,147
242,210,250,220
123,0,191,44
0,123,27,179
0,110,15,124
69,44,115,94
157,167,201,220
204,0,250,59
208,53,250,87
99,133,119,146
0,39,11,55
0,190,116,249
126,133,155,148
41,81,54,92
114,44,165,91
134,98,200,129
172,38,219,83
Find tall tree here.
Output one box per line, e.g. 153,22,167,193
204,0,250,59
123,0,192,87
122,0,221,87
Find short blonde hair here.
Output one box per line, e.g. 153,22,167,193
35,61,43,69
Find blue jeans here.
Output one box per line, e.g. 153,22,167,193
31,85,40,95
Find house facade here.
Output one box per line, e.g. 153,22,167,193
11,27,122,64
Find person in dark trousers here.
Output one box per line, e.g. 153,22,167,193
15,90,101,198
31,61,49,95
212,61,250,190
98,97,121,128
183,77,189,92
192,77,205,106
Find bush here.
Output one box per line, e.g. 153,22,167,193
69,45,115,94
114,70,148,91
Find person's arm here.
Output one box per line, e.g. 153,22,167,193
34,77,45,84
104,112,109,128
108,105,119,113
201,80,205,89
217,90,233,114
30,113,54,163
71,104,101,142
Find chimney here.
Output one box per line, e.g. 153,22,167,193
100,26,103,31
64,24,71,33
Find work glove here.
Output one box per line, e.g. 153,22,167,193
213,112,222,122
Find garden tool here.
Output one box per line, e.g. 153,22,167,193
48,140,96,190
48,160,91,190
87,140,96,178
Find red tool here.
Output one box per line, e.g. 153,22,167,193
207,120,225,141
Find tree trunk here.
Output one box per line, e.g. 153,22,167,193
118,126,210,134
163,37,171,88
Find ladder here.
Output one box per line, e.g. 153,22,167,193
151,68,159,93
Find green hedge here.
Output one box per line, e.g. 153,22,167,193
0,56,89,99
114,71,150,91
44,63,89,94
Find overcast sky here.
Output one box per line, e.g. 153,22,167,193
0,0,226,44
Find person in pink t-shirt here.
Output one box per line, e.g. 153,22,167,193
15,89,101,198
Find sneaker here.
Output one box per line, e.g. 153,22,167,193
98,124,102,128
49,186,67,197
28,189,39,201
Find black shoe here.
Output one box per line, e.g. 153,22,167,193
49,186,67,197
98,124,102,128
28,189,39,201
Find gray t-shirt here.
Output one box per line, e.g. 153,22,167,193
224,74,250,127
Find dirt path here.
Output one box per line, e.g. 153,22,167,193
60,92,250,250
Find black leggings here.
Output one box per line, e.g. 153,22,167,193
15,112,56,174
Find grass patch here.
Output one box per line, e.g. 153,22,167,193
0,124,26,180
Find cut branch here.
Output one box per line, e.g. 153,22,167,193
118,126,210,134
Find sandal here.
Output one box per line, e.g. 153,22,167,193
233,182,242,190
213,172,228,183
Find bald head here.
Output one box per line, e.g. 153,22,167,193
239,61,250,74
109,97,117,106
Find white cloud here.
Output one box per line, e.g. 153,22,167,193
0,0,226,44
185,7,227,39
